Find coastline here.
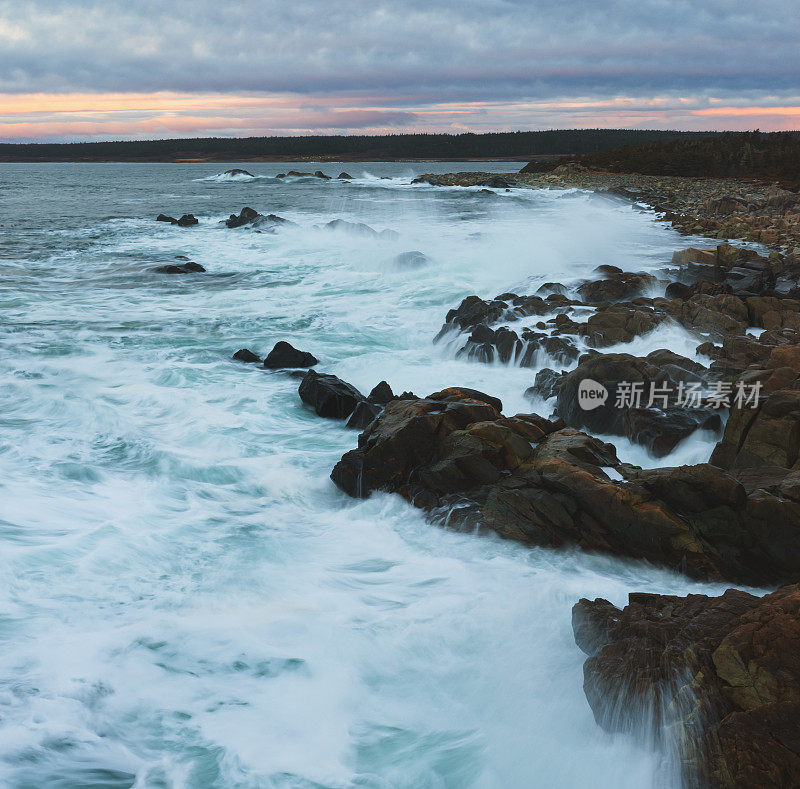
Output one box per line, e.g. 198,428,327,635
416,165,800,253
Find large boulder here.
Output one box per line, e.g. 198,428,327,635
573,585,800,787
553,351,714,451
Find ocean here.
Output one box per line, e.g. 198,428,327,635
0,162,739,788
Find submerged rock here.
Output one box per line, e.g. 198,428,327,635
152,261,205,273
322,219,399,241
573,585,800,787
392,251,429,268
224,169,255,177
263,341,318,369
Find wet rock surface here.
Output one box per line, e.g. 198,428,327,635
573,585,800,787
298,371,365,420
329,388,800,585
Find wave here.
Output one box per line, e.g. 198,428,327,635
196,169,267,183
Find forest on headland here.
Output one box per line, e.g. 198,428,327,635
0,129,715,162
522,130,800,189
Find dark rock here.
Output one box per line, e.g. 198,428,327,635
224,169,254,177
554,352,709,439
299,371,365,419
225,207,260,228
711,389,800,470
623,406,721,457
251,214,290,232
573,585,800,787
368,381,394,405
152,261,205,273
156,214,177,223
330,387,800,584
175,214,198,226
577,272,656,303
337,172,353,179
314,170,331,180
233,348,262,363
346,400,382,430
263,341,318,369
526,368,564,400
427,387,502,413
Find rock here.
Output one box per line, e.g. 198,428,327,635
322,219,399,240
392,251,429,268
579,303,665,346
330,387,800,584
224,169,254,177
554,351,708,439
337,172,353,179
672,246,718,267
438,295,509,334
156,213,197,226
314,170,331,180
299,371,365,419
657,293,749,339
346,400,382,430
152,261,205,273
577,272,657,303
225,207,260,228
526,368,564,400
263,341,318,369
251,214,290,232
368,381,394,405
623,406,721,457
573,585,800,787
711,389,800,470
233,348,262,363
427,387,503,413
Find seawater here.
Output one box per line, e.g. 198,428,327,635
0,162,740,788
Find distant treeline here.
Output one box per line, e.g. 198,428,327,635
522,131,800,189
0,129,718,162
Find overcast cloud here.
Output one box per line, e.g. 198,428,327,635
0,0,798,140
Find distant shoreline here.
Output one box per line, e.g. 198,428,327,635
0,155,543,164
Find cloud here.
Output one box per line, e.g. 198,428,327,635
0,0,797,139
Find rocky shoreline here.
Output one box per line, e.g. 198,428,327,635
415,164,800,253
232,169,800,785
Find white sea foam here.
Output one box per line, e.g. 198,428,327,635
0,161,748,787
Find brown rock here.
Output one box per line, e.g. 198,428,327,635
573,585,800,788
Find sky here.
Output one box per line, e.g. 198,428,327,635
1,0,799,142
